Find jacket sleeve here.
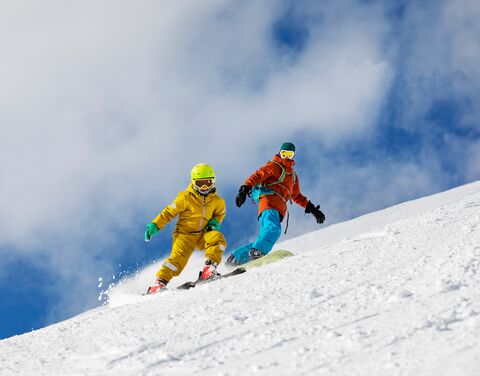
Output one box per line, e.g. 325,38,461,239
151,192,186,230
244,162,279,187
213,197,227,224
291,175,309,209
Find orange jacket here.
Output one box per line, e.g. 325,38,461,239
244,154,309,220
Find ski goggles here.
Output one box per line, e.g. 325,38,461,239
280,150,295,159
194,178,215,190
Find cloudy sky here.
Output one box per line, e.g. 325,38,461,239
1,0,479,339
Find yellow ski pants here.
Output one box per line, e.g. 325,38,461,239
156,230,226,282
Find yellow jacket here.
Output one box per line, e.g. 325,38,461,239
152,184,226,234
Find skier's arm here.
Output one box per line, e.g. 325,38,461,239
214,198,227,224
205,198,226,232
151,192,186,230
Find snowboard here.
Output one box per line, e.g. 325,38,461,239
241,249,294,270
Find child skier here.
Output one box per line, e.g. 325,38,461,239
226,142,325,266
144,163,227,294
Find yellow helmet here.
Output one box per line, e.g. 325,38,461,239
191,163,216,194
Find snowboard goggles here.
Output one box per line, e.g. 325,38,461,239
194,178,215,190
280,150,295,159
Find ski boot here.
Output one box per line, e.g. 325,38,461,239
225,253,239,267
146,278,168,295
248,248,265,261
199,260,221,281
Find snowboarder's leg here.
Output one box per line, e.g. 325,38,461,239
229,210,282,265
156,233,197,282
251,209,282,255
230,242,254,265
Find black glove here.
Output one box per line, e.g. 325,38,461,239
305,201,325,224
235,185,252,207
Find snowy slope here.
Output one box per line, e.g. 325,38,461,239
1,181,480,376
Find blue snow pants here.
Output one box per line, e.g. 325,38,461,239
231,209,282,265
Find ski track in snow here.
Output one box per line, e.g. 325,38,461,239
1,182,480,376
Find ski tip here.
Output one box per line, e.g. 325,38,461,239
177,281,196,290
233,267,247,274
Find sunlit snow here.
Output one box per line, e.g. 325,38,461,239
2,181,479,375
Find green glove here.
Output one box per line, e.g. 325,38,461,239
144,223,159,242
204,218,221,232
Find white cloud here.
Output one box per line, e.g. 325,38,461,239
392,0,480,131
0,0,392,247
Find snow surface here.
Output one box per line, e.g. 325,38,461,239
1,181,480,376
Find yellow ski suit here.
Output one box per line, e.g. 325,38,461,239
151,184,227,282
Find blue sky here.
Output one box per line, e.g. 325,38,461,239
1,0,479,339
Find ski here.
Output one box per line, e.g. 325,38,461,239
143,267,246,295
176,267,246,290
145,249,291,295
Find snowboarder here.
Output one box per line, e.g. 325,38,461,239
144,163,227,294
226,142,325,266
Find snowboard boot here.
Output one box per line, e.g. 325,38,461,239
199,260,221,281
248,248,265,261
225,253,239,267
146,278,168,295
